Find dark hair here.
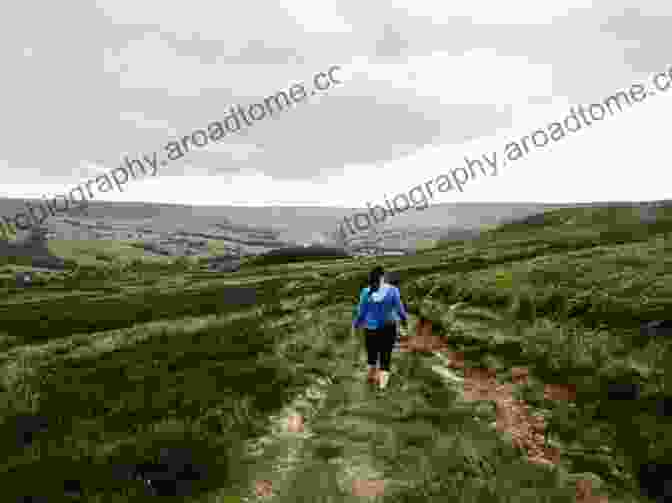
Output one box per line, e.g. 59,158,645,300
368,266,385,297
385,271,400,287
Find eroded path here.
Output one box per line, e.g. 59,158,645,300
227,302,621,503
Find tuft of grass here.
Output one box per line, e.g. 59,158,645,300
513,291,536,323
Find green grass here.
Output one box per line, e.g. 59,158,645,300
47,239,160,267
0,202,670,502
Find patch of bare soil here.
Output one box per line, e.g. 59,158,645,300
351,478,386,497
401,320,604,500
255,479,274,498
398,319,451,353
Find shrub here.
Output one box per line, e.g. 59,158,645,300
171,256,194,271
261,299,285,317
417,299,445,330
62,258,78,270
404,298,420,314
537,289,569,319
494,270,515,290
0,331,19,350
514,292,536,323
522,320,571,372
428,280,459,302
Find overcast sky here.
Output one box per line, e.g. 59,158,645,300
1,1,670,208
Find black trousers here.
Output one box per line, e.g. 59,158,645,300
365,323,396,371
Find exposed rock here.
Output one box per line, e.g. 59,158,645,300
638,462,672,502
641,320,672,338
132,447,210,497
13,413,49,448
605,381,641,401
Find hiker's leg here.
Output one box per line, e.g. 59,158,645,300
376,325,395,389
365,329,381,384
379,324,396,371
378,328,386,366
364,329,378,367
393,321,401,349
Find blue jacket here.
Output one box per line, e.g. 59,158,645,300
353,284,408,329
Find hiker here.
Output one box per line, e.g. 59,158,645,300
353,266,408,389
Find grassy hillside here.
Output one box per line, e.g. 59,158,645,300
0,201,669,502
47,239,166,266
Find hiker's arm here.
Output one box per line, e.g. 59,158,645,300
395,288,408,323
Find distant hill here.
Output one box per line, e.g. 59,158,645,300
0,228,68,269
3,197,664,266
251,245,351,266
498,199,672,230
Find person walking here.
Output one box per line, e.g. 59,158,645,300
353,266,408,390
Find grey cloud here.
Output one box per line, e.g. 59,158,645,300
157,32,305,65
169,92,511,181
598,6,672,74
1,0,667,190
333,1,672,103
375,23,411,58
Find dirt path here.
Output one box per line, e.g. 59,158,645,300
208,303,624,503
